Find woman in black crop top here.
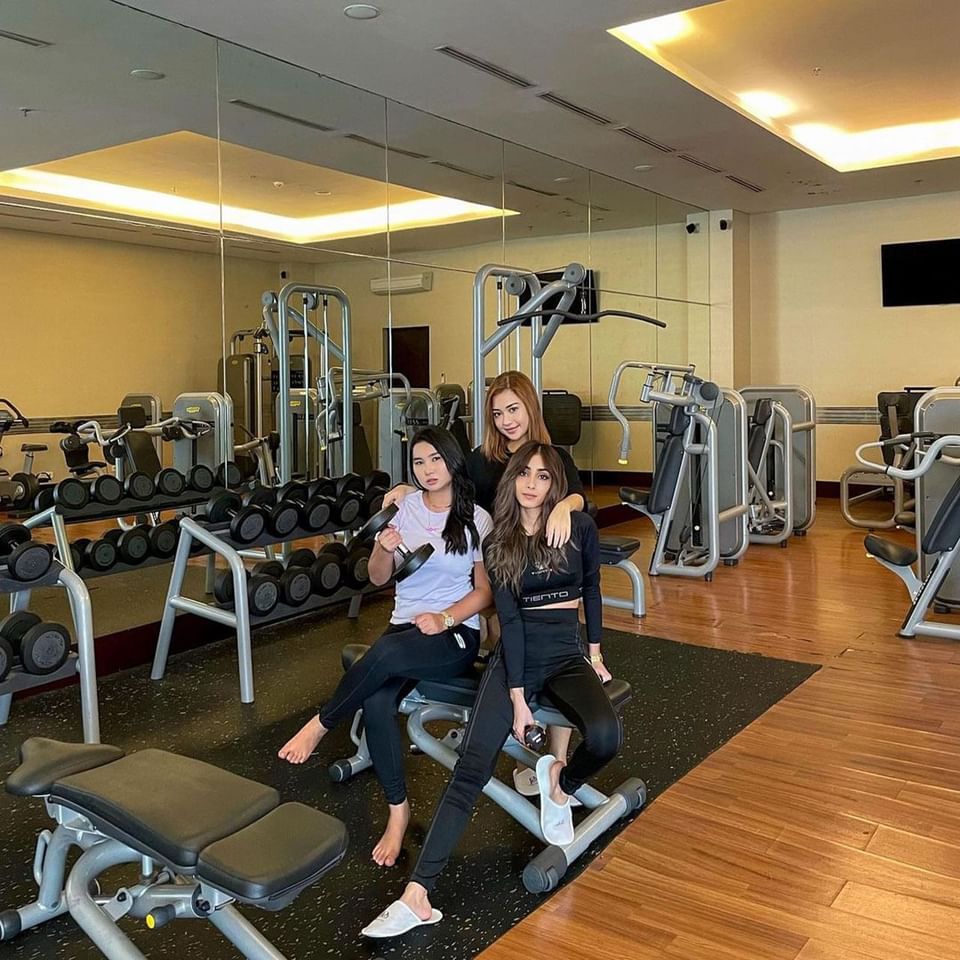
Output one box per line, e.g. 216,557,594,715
362,441,620,939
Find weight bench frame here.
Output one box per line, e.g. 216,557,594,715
332,680,646,893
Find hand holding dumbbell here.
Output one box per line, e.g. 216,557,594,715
353,503,432,581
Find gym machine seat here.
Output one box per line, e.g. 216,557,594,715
863,534,917,568
1,738,348,956
333,644,644,893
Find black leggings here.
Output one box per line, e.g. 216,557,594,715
410,610,621,893
318,622,480,805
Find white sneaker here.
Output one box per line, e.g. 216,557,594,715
535,755,575,846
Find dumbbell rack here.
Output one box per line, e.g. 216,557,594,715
0,562,100,742
152,515,380,704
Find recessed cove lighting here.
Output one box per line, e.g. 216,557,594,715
343,3,380,19
738,90,795,121
633,164,655,172
129,68,165,81
608,12,692,51
314,190,332,196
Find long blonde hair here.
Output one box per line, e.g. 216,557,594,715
482,371,552,463
485,442,568,595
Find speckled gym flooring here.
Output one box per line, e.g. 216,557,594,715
0,595,817,959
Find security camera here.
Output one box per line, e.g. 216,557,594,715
685,223,699,234
719,218,730,231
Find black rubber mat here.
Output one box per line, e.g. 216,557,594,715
0,596,818,960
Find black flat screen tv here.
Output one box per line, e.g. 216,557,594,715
516,268,599,324
881,238,960,307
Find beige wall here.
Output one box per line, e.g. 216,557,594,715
1,228,279,477
749,190,960,479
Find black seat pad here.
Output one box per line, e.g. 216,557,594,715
619,486,649,507
341,643,371,672
6,738,124,798
51,750,279,871
864,534,917,567
20,443,47,452
198,803,348,909
598,535,641,560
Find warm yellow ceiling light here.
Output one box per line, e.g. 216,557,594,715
608,11,694,51
791,118,960,172
737,90,795,121
0,167,514,242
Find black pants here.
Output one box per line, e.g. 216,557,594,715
319,622,480,805
410,610,621,893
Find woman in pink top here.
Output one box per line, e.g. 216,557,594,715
279,427,493,867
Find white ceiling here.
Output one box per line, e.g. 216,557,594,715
112,0,960,212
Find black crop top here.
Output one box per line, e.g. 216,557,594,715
487,511,602,688
466,445,585,514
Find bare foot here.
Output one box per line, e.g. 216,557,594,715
548,758,570,806
399,881,433,922
372,802,410,867
278,715,327,763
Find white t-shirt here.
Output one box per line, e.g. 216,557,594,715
389,491,492,630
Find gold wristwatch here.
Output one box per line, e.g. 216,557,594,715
442,611,456,629
590,653,604,664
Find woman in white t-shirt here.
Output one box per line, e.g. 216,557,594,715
279,427,493,867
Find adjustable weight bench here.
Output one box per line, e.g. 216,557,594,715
329,645,646,894
1,738,348,959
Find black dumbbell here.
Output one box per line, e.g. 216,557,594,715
343,544,371,590
123,471,156,501
171,516,207,555
0,612,70,676
206,491,266,543
524,723,547,751
351,503,433,581
9,472,41,510
148,521,179,559
73,537,118,572
212,569,280,617
0,524,53,582
186,464,215,493
155,468,186,498
241,487,300,538
310,477,361,526
215,461,243,489
34,485,55,512
53,477,90,510
310,542,346,596
103,526,151,565
277,482,331,531
278,550,313,606
361,471,391,518
90,475,123,506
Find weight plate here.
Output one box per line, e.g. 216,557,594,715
244,486,276,509
156,469,185,498
336,473,364,497
338,497,361,526
352,503,397,546
278,481,309,503
149,525,177,558
305,499,332,530
10,472,40,509
91,475,123,505
213,570,235,606
271,503,300,537
0,610,42,645
281,569,312,606
318,541,349,561
310,556,343,595
287,549,316,569
364,470,391,491
0,522,30,551
310,478,336,499
34,486,55,511
19,622,70,674
248,575,279,616
252,560,284,580
124,530,150,563
87,539,118,572
187,465,215,493
0,635,11,682
127,473,155,501
55,478,89,509
8,542,52,582
233,510,265,544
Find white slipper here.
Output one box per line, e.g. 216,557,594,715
536,755,575,846
361,899,442,938
514,765,581,806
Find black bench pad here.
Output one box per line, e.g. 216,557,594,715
198,802,348,909
599,535,642,559
864,534,917,568
619,486,650,508
51,750,279,871
6,738,125,798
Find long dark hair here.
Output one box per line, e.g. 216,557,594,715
486,441,568,594
410,426,479,556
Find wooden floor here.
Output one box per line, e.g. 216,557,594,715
482,500,960,960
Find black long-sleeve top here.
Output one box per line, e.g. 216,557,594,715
466,445,584,514
487,511,602,688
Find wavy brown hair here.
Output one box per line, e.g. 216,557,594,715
485,442,568,594
481,371,552,463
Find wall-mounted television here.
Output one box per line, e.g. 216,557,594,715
881,238,960,307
